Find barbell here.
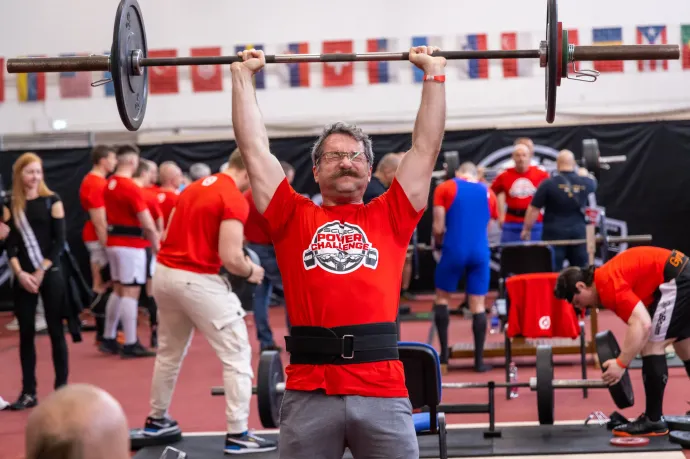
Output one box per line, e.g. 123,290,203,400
5,0,681,131
210,330,633,428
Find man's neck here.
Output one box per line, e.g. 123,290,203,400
133,178,145,188
159,183,176,192
90,166,107,177
373,173,386,187
115,168,133,178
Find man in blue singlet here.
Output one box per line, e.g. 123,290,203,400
432,162,498,373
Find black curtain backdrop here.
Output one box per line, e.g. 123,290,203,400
1,119,689,293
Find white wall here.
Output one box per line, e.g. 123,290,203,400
0,0,689,138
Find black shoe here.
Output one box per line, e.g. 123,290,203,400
150,329,158,349
9,393,37,411
143,416,181,436
474,363,493,373
98,338,120,355
224,431,277,455
121,340,156,359
612,413,669,437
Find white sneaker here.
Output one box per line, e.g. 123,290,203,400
5,317,18,331
35,316,47,332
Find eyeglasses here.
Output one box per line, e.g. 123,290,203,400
317,151,367,165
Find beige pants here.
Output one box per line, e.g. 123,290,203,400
149,262,253,434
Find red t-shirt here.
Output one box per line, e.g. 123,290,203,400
262,177,423,398
156,188,179,228
157,174,249,274
79,173,107,243
104,175,149,248
594,246,674,323
434,178,498,219
140,188,162,248
243,188,272,245
490,166,549,223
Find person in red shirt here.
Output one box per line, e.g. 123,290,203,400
555,246,690,437
133,159,164,348
432,162,498,373
490,138,549,243
140,150,273,454
243,160,294,352
99,145,159,358
78,145,117,343
156,161,182,228
231,45,445,458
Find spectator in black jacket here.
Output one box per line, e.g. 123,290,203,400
5,152,68,411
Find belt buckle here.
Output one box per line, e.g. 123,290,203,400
341,335,354,359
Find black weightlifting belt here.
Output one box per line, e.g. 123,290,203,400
663,250,689,282
108,225,144,238
506,207,527,218
285,322,399,365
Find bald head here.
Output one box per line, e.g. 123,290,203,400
25,384,130,459
374,153,402,187
159,161,183,189
456,162,478,180
556,149,577,172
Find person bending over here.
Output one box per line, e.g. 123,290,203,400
133,159,164,348
490,139,549,242
521,149,597,270
4,153,68,411
142,149,273,455
555,246,690,437
99,144,158,358
231,44,445,459
25,384,130,459
432,161,498,373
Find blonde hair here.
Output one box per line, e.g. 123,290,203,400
12,152,53,222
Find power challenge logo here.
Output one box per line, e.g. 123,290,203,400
302,221,378,274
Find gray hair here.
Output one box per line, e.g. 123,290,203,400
458,161,478,178
189,162,212,181
310,122,374,167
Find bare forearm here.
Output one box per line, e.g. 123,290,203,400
231,66,284,212
522,206,540,231
411,74,447,161
10,257,22,275
223,252,253,278
619,320,651,367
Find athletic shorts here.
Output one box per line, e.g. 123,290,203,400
145,247,156,279
648,251,690,343
434,249,490,295
106,246,147,286
85,241,108,268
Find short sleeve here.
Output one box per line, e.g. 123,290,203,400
86,184,105,209
610,286,641,323
149,194,162,220
530,180,549,209
263,178,307,238
129,184,148,214
379,178,424,244
488,189,499,220
490,172,504,195
433,180,456,211
222,189,250,225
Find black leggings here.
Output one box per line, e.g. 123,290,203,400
13,267,68,395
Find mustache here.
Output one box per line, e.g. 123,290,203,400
333,169,360,178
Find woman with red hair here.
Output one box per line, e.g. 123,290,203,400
4,152,68,411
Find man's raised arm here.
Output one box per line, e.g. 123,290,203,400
396,46,447,212
230,50,285,213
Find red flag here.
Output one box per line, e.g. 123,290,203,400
322,40,353,87
501,33,533,77
148,49,179,94
191,47,223,92
0,58,4,103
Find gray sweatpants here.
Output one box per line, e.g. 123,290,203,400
278,389,419,459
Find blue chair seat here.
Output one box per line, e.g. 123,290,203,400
413,412,437,433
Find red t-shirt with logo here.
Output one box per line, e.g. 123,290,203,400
262,177,423,398
104,176,149,248
243,188,272,245
157,173,249,274
490,166,549,223
594,246,674,323
79,173,107,243
156,188,179,228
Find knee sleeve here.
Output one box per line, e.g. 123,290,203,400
147,296,158,327
684,359,690,379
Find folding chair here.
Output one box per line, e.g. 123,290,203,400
399,341,448,459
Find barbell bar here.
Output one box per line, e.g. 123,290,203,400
5,0,681,131
210,331,634,428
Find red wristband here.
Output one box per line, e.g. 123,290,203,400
424,74,446,83
615,357,627,369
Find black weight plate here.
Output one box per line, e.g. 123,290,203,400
129,428,182,451
536,345,555,425
666,415,690,432
595,330,634,409
111,0,148,131
582,139,601,177
443,151,460,180
545,0,558,123
670,430,690,448
257,350,284,428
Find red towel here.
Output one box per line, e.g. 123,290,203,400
505,273,580,339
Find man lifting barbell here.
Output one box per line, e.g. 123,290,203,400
556,246,690,437
231,44,445,459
